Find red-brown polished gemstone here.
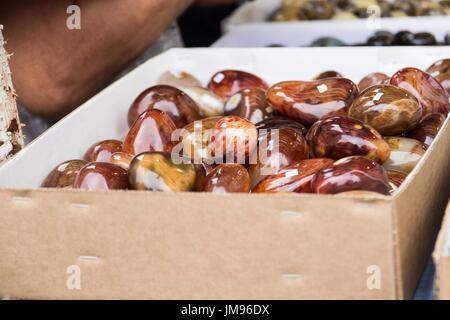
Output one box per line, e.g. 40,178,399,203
180,116,222,162
253,158,334,193
73,162,129,191
267,78,359,127
311,156,391,195
249,125,309,188
426,59,450,95
208,116,258,164
358,72,390,91
207,70,269,99
84,139,123,163
202,163,250,193
127,85,201,128
349,84,422,135
390,67,449,116
255,116,308,136
307,116,391,163
180,116,257,164
192,163,220,191
193,163,209,191
313,70,343,80
41,160,87,188
110,152,133,170
224,88,273,123
406,113,446,150
123,109,176,156
387,169,407,194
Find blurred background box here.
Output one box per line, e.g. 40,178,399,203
434,201,450,300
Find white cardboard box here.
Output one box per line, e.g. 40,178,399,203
0,48,449,299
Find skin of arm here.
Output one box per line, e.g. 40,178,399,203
0,0,191,119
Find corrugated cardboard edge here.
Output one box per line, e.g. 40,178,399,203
393,116,450,299
433,201,450,299
0,25,23,165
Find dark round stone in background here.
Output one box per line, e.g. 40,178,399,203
367,31,394,46
411,32,437,46
310,37,346,47
444,33,450,45
393,30,415,45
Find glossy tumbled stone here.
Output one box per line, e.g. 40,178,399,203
311,156,391,195
406,113,446,150
313,70,343,80
128,152,196,192
358,72,390,91
383,137,425,174
391,30,437,46
84,139,123,163
123,109,176,156
334,0,356,11
181,116,221,162
366,31,394,46
224,88,273,123
426,59,450,95
349,84,422,135
156,70,201,88
390,67,449,116
297,0,334,20
387,169,407,194
180,116,257,164
307,116,391,163
310,37,346,47
253,158,334,193
73,162,129,191
179,86,225,117
201,164,250,193
110,152,133,171
207,70,269,99
393,30,415,45
208,116,258,163
409,32,437,46
41,160,87,188
255,116,308,136
193,163,209,192
127,85,201,128
267,78,359,127
389,1,417,16
249,126,309,188
416,1,446,16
